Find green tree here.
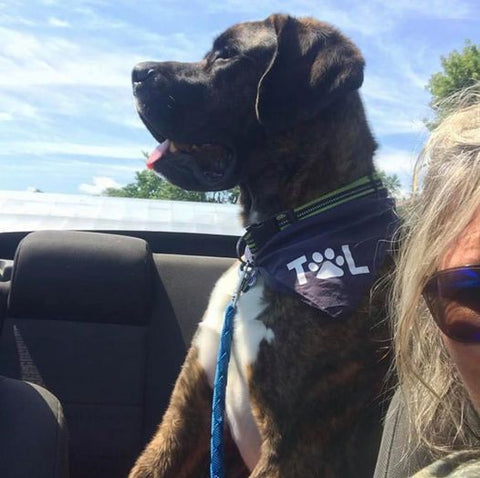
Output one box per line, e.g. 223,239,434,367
377,170,402,197
426,40,480,129
103,170,239,203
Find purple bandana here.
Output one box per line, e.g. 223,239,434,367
247,189,398,319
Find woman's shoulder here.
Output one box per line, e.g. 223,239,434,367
411,451,480,477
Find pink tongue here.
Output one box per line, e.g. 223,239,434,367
147,140,170,169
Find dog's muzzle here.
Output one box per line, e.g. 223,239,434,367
131,62,241,192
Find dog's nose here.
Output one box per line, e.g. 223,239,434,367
132,62,158,83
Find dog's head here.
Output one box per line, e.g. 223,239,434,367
132,14,365,192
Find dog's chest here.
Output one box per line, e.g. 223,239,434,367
194,265,274,471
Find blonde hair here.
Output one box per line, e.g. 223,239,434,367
392,83,480,454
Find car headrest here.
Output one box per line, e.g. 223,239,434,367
8,231,154,325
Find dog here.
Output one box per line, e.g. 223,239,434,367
129,13,395,477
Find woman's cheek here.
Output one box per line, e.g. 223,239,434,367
443,335,480,413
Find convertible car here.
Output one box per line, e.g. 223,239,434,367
0,192,402,478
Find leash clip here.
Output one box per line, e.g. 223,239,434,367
232,261,256,308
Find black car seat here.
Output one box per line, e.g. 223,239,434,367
0,231,185,478
1,265,69,478
0,375,69,478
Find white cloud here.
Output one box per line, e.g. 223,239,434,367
0,92,40,120
78,176,122,195
204,1,396,36
1,158,140,175
374,146,418,176
0,22,209,93
368,106,429,136
361,41,435,138
0,19,206,181
0,141,146,160
203,0,476,35
0,27,130,88
384,0,474,19
374,146,423,195
48,17,71,28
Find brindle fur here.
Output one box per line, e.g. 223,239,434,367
130,13,392,478
243,278,391,477
129,345,249,478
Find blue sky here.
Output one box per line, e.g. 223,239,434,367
0,0,479,196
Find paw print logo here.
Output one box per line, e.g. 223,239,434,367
308,248,345,279
287,245,370,285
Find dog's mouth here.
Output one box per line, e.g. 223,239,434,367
146,139,238,192
135,108,240,191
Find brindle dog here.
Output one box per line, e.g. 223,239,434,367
130,13,390,478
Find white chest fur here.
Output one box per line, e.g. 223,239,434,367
193,264,275,471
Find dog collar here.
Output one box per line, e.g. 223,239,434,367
240,174,398,318
243,173,384,254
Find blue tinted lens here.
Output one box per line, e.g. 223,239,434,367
442,267,480,290
424,266,480,343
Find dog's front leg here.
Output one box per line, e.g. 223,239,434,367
129,264,240,478
128,345,212,478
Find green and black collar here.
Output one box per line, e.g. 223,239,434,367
243,173,384,256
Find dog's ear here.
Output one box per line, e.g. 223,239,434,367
255,14,365,132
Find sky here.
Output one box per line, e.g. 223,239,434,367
0,0,479,196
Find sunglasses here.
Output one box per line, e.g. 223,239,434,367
423,265,480,343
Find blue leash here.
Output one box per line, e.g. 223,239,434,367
210,263,254,478
210,302,236,478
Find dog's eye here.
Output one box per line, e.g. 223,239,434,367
212,48,236,62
